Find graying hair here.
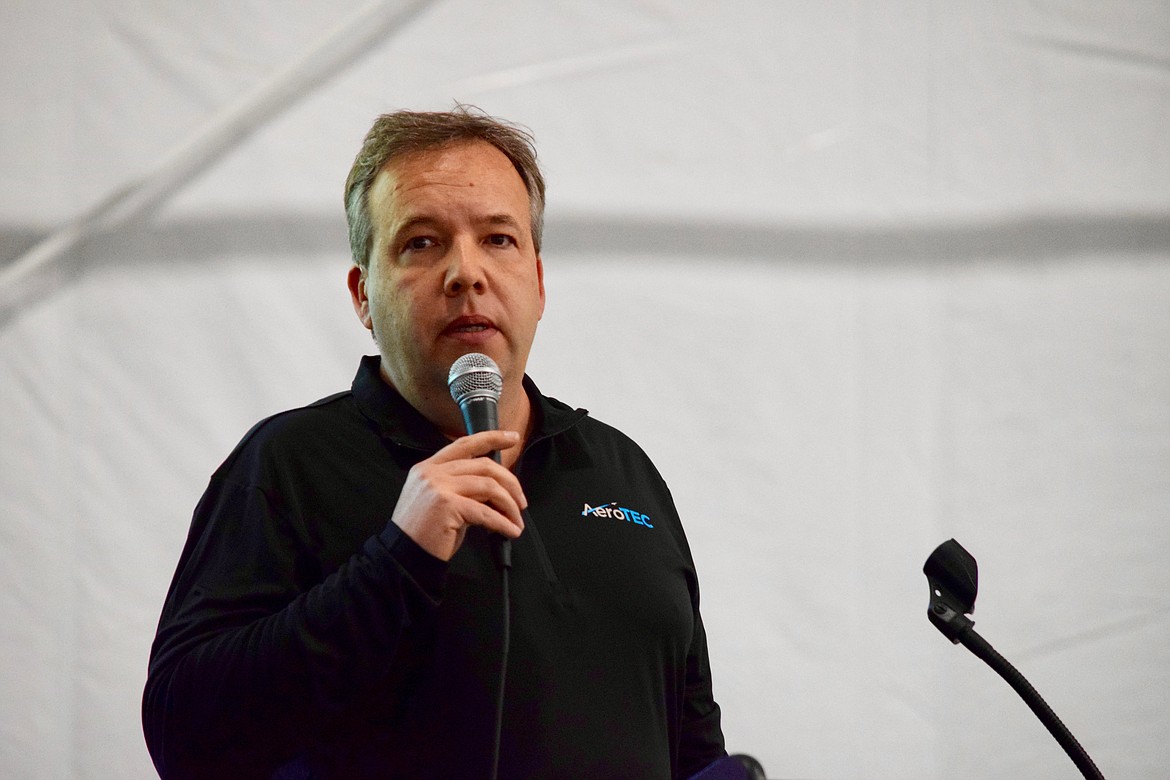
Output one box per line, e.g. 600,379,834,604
344,106,546,268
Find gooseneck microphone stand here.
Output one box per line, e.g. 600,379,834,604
923,539,1105,780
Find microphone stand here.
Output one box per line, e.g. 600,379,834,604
924,539,1105,780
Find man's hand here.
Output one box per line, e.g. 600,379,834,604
390,430,526,561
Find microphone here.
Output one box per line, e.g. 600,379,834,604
447,351,510,780
923,539,1105,779
447,352,504,464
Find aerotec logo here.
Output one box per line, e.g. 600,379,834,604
581,502,654,529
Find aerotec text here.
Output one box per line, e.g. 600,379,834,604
581,502,654,529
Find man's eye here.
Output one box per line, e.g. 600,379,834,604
404,236,436,252
487,234,516,247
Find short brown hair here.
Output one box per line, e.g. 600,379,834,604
344,106,546,268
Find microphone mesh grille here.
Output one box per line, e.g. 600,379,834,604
448,352,503,405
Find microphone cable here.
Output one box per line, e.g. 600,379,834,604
488,537,511,780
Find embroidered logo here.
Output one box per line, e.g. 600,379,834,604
581,502,654,529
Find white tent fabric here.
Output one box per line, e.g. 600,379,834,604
2,1,1168,778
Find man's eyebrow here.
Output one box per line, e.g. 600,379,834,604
392,214,522,235
480,213,523,230
392,216,439,236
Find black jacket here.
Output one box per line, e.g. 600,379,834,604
144,355,725,778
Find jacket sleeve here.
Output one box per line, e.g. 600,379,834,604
676,603,727,779
142,475,444,779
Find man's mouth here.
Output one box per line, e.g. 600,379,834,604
443,316,498,340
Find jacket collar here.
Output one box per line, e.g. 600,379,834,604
352,354,586,453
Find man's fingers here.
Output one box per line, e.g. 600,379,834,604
390,431,528,560
437,457,527,511
432,430,521,463
450,473,525,527
454,493,524,539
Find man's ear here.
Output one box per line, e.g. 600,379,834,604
536,254,546,320
347,265,373,330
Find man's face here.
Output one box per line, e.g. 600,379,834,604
348,141,545,417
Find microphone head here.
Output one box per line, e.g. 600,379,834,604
447,352,503,407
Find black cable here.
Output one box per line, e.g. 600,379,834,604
488,538,512,780
960,628,1105,780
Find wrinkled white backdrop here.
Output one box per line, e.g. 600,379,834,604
2,2,1168,778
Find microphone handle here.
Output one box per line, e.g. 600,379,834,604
459,397,501,464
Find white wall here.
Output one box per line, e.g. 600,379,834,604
2,2,1168,777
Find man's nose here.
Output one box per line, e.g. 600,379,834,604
443,239,486,296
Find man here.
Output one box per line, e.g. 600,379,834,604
143,107,726,779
